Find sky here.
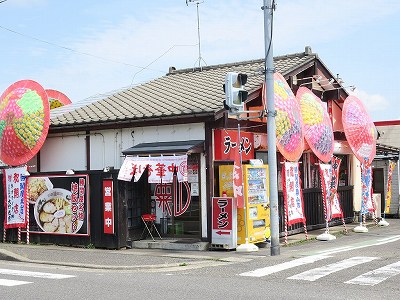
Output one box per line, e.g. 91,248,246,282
0,0,399,121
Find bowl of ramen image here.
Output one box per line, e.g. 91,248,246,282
34,188,83,234
27,177,53,204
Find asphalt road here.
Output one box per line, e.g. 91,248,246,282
1,223,400,299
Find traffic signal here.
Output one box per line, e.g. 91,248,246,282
223,72,248,112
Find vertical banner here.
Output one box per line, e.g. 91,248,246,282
3,166,28,229
385,161,396,214
361,161,374,214
330,156,343,218
319,163,332,222
233,142,244,208
282,162,306,225
103,180,114,234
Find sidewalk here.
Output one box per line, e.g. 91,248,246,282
0,219,392,270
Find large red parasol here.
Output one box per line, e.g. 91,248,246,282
0,80,50,166
45,89,72,109
272,72,304,162
296,87,334,163
342,95,376,164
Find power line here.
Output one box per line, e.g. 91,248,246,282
130,43,198,85
0,24,196,76
0,24,156,70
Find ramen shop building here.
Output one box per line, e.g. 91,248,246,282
1,47,358,249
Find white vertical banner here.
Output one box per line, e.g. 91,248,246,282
4,166,28,228
330,156,343,219
282,162,306,226
361,162,374,214
319,163,332,222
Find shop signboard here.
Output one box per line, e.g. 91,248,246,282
27,174,89,236
118,155,188,183
211,196,237,249
213,129,254,161
103,179,114,234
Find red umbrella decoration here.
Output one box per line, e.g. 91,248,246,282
45,89,72,109
296,87,334,163
342,95,376,164
0,80,50,166
273,72,304,162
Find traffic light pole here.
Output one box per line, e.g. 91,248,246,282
263,0,280,256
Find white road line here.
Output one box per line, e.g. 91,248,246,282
239,254,331,277
0,279,32,286
346,261,400,286
315,235,400,256
0,268,75,279
288,256,377,281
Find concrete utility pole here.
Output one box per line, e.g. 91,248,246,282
263,0,280,256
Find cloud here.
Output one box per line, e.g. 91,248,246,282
352,89,389,113
5,0,400,105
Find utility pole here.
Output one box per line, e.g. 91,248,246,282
263,0,280,256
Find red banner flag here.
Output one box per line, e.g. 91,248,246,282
233,143,244,208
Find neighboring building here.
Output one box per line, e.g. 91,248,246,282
373,121,400,217
2,47,359,249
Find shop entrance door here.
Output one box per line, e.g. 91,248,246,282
372,168,384,213
152,154,201,238
126,169,151,240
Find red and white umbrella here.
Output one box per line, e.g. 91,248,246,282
342,95,376,164
45,89,72,109
271,72,304,162
0,80,50,166
296,87,333,163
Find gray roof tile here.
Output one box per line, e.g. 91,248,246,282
50,51,316,128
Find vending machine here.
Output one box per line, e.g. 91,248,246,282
237,164,270,244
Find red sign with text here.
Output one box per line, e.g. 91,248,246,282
212,197,233,232
211,196,237,249
103,180,114,234
214,129,254,161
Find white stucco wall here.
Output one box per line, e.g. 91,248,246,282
40,133,87,172
122,123,205,150
38,123,205,172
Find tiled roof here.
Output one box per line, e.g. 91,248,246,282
50,50,317,129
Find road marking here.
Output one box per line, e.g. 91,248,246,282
346,261,400,286
288,256,377,281
239,254,331,277
313,235,400,256
0,279,32,286
0,268,75,279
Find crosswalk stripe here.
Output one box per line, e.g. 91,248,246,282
345,261,400,286
239,254,331,277
0,268,75,279
288,257,377,281
311,235,400,256
0,279,32,286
